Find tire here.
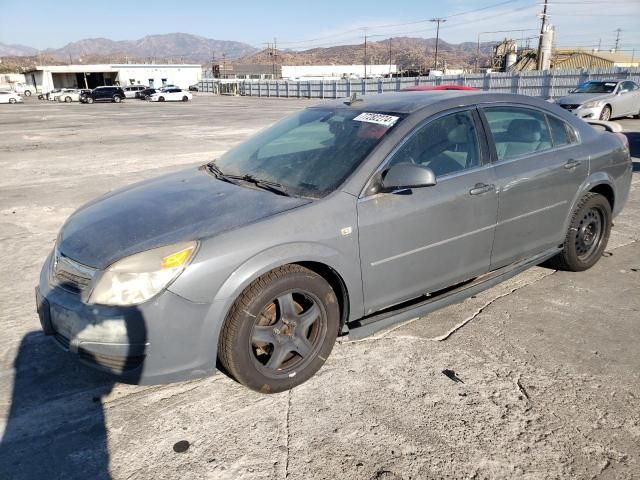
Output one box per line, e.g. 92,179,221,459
158,96,165,102
545,193,611,272
218,264,340,393
182,96,188,102
113,95,121,103
65,96,72,103
599,105,612,121
9,98,16,104
86,97,94,104
24,90,32,96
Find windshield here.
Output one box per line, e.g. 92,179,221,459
215,108,403,198
573,81,618,94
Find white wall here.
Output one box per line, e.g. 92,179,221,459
0,73,26,89
115,66,201,89
282,64,397,79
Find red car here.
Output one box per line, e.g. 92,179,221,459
403,85,479,92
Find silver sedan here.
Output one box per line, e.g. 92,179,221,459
555,80,640,120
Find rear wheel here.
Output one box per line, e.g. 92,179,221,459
113,95,122,103
86,97,94,104
24,90,32,96
182,96,188,102
546,193,611,271
158,96,165,102
218,265,340,393
65,96,72,103
599,105,612,121
9,98,16,104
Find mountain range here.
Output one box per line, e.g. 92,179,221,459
0,33,258,64
0,33,496,71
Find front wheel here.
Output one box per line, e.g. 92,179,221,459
113,95,122,103
599,105,611,121
86,97,94,104
9,98,16,104
24,90,32,96
546,193,611,271
218,265,340,393
65,96,72,103
182,96,188,102
158,96,165,102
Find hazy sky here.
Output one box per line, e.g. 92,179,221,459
1,0,639,53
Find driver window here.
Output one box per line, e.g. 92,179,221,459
387,110,480,178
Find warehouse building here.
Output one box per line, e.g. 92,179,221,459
23,64,202,92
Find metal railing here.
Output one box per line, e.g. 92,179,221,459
197,67,640,100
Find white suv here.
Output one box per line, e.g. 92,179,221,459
13,82,34,97
123,85,147,99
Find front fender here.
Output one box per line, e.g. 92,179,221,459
193,242,363,375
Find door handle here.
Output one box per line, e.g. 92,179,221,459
564,159,581,169
469,183,495,195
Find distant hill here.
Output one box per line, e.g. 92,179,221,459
240,37,496,70
1,33,258,64
0,42,38,57
0,34,495,71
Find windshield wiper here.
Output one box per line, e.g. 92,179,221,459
205,162,241,186
225,173,291,197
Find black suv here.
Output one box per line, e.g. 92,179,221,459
80,86,126,104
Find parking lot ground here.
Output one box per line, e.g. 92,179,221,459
0,96,639,479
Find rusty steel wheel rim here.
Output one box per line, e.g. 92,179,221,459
249,291,326,377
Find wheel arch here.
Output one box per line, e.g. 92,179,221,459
192,242,361,373
563,173,617,235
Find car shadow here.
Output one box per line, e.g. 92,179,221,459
0,311,145,479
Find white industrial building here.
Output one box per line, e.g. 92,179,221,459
24,64,202,92
281,64,397,80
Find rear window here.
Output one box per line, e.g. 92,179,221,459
483,107,552,161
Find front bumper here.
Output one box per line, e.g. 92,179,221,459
36,252,217,384
560,104,604,119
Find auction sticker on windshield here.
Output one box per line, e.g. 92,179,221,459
353,112,399,127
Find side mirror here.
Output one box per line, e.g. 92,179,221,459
618,89,629,95
381,163,437,192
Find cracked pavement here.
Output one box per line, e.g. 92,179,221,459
0,97,638,479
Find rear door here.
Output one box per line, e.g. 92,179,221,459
481,105,588,269
357,108,499,314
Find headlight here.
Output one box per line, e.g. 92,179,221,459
89,241,197,306
582,100,604,109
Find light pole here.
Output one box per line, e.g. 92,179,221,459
430,18,446,71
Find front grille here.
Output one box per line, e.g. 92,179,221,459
79,348,145,373
560,104,580,110
53,250,96,293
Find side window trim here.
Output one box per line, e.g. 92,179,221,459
360,106,489,198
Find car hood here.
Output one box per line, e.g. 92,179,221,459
556,92,612,105
58,166,310,269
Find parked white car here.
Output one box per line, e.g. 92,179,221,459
149,88,192,102
55,89,84,103
52,89,80,102
12,82,34,96
0,90,23,104
123,85,147,98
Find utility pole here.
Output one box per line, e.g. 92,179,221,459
363,29,368,79
272,37,278,78
614,28,621,51
388,37,392,76
536,0,548,70
430,18,446,71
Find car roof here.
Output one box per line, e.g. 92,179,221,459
311,91,553,115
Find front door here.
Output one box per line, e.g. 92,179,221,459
357,109,499,315
481,105,589,269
